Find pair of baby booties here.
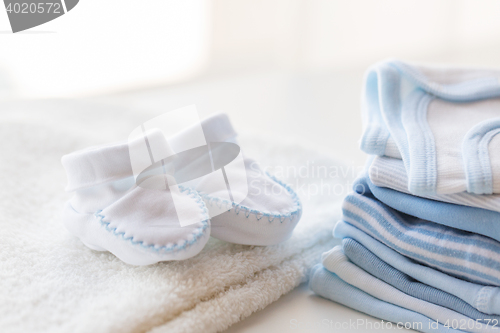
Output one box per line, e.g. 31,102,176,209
61,114,302,265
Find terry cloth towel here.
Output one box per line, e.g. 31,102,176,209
341,238,500,322
321,246,498,333
369,156,500,214
356,172,500,242
334,221,500,316
360,59,500,195
342,186,500,286
309,265,465,333
0,100,349,333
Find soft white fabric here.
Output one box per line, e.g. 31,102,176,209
361,60,500,195
62,113,303,263
62,129,211,265
322,247,497,333
427,99,500,194
62,188,211,265
369,156,500,214
62,113,237,193
0,100,348,333
204,158,302,246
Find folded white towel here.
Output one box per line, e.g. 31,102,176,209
0,101,346,333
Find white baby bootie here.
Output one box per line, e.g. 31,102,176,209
200,157,302,246
62,112,302,265
61,129,211,266
125,111,302,246
182,114,302,246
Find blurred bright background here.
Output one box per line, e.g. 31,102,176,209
2,0,500,165
2,2,500,332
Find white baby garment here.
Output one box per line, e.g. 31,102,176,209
369,156,500,214
62,113,302,265
62,129,211,265
361,60,500,195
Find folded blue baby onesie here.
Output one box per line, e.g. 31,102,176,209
361,60,500,196
354,173,500,243
309,265,466,333
369,156,500,214
342,188,500,286
342,238,500,322
334,220,500,315
321,247,500,333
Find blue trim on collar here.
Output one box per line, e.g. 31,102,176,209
463,118,500,194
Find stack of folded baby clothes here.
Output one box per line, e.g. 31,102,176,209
310,60,500,332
